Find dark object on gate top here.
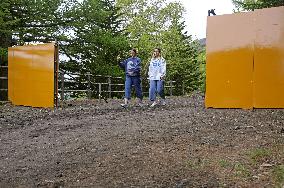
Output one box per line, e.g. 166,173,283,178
208,9,216,16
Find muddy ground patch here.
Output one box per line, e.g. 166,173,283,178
0,94,283,187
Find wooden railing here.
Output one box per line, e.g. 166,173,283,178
0,69,178,102
59,71,177,101
0,66,8,101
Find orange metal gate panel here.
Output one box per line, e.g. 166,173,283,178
8,43,57,108
253,6,284,108
205,12,255,109
206,6,284,109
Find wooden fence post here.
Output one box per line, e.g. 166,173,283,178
108,76,111,98
0,66,8,101
61,71,65,101
170,80,173,96
99,83,102,102
182,81,185,96
87,72,91,99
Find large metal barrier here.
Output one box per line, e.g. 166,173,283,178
205,6,284,109
8,43,59,108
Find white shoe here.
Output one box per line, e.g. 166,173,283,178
137,102,143,107
120,103,128,108
150,101,157,107
160,99,166,106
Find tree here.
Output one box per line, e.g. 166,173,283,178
162,21,202,94
0,0,76,64
232,0,284,11
60,0,129,77
0,0,18,65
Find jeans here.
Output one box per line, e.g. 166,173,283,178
124,76,143,100
149,80,165,101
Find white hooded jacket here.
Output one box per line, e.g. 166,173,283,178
148,57,166,80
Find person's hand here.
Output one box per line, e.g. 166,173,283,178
117,55,121,62
160,76,165,80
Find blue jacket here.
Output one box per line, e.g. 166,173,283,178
119,57,141,77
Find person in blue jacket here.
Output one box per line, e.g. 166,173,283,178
118,48,143,107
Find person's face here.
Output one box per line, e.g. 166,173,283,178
130,50,136,57
153,49,160,58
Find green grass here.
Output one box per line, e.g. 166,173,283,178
186,158,211,169
247,148,271,164
219,159,231,168
272,165,284,187
234,163,251,178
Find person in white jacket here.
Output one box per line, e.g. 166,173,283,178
148,48,166,107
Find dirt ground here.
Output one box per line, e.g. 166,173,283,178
0,93,283,188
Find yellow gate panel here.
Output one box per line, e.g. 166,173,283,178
8,43,56,108
253,6,284,108
205,12,255,109
31,43,55,107
8,46,34,106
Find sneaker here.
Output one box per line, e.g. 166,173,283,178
150,101,158,108
137,102,143,107
120,103,128,108
160,99,166,106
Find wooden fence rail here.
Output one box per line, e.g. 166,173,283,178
0,66,8,101
59,71,177,102
0,68,178,102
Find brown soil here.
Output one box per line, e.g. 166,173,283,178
0,93,283,188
